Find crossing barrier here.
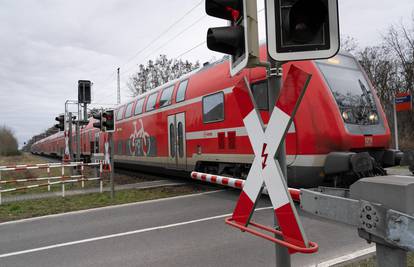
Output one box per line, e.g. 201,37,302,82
190,171,301,203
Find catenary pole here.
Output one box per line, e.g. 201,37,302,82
117,67,121,105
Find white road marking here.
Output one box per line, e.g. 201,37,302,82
314,246,376,267
0,206,272,259
0,190,225,227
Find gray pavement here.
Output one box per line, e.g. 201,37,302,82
0,189,370,267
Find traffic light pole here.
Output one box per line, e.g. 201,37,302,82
109,132,115,199
265,1,291,265
267,57,291,267
76,103,81,163
68,112,73,159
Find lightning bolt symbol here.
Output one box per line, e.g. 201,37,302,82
261,143,268,169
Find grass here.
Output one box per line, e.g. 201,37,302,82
342,252,414,266
0,153,146,196
0,153,216,223
0,184,211,223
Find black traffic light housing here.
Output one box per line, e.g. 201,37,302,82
206,0,259,76
92,109,115,132
102,109,115,133
78,80,92,104
54,115,65,131
266,0,339,61
92,111,103,130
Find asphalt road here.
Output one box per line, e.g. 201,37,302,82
0,189,371,267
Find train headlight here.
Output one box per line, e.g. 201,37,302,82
369,113,378,122
342,111,349,121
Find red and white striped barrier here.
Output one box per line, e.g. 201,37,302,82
190,172,301,203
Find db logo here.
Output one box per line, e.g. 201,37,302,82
365,136,373,147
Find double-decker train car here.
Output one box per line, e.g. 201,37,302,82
32,46,401,187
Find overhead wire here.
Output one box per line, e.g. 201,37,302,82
97,4,266,104
120,0,204,72
95,0,205,102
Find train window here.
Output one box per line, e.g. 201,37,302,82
203,92,224,123
146,92,158,112
159,85,174,107
116,106,125,121
169,123,175,157
177,122,184,158
124,102,134,119
251,81,269,110
176,80,188,103
316,54,379,125
134,98,145,115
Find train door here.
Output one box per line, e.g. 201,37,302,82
94,133,100,153
167,113,186,169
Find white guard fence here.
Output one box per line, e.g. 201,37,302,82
0,161,104,204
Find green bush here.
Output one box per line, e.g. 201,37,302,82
0,126,20,156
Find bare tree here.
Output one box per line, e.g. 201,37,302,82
128,55,200,97
382,15,414,148
341,35,359,53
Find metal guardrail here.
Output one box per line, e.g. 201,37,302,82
0,161,104,204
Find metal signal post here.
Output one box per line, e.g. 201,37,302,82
92,108,116,199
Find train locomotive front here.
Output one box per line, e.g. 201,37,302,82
276,52,397,187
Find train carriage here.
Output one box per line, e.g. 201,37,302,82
32,46,400,188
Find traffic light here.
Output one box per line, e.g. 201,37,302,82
102,109,115,133
78,80,92,104
266,0,339,61
92,109,115,132
54,115,65,131
206,0,259,76
92,111,103,130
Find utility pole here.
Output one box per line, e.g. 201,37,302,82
117,67,121,105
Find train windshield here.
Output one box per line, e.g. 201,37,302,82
316,54,379,125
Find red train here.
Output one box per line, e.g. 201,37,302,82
32,46,400,187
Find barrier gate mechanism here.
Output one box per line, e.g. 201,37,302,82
225,65,318,254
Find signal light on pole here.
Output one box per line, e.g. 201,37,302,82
102,109,115,133
206,0,259,76
92,111,103,130
78,80,92,104
54,115,65,131
92,109,115,132
266,0,340,61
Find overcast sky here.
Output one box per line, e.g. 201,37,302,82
0,0,412,147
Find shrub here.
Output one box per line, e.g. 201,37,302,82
0,126,20,156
